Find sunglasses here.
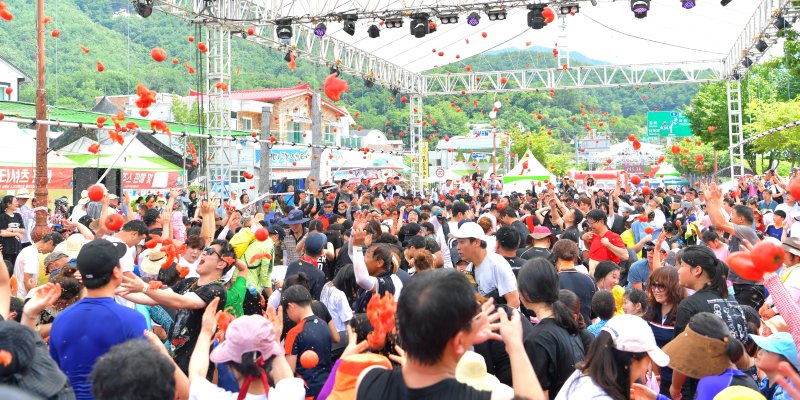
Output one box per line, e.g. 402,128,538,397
651,283,667,291
203,247,222,258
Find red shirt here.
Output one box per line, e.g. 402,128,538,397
588,230,626,264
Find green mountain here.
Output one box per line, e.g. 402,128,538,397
0,0,700,148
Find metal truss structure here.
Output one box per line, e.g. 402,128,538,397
151,0,798,191
205,25,234,197
422,60,724,95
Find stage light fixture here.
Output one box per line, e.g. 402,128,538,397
343,15,358,36
720,0,732,5
487,10,507,21
275,18,292,39
314,22,327,37
384,17,403,28
631,0,650,19
742,57,753,68
467,12,480,26
391,87,399,96
527,5,546,30
410,13,430,38
284,51,293,62
560,4,579,15
681,0,695,9
364,77,374,88
134,0,153,18
440,14,459,24
367,24,380,38
755,39,768,53
774,15,791,30
732,70,741,80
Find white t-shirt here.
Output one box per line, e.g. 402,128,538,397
320,284,354,332
189,376,305,400
13,245,40,297
105,236,136,273
180,256,201,279
468,253,517,298
555,370,613,400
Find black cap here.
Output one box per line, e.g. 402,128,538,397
76,239,127,282
282,285,312,305
267,226,285,241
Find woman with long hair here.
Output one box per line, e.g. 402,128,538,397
518,258,587,399
642,267,687,396
0,195,23,269
556,314,670,400
351,218,403,313
671,246,749,400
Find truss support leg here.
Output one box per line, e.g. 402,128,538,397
205,24,233,198
557,15,570,68
727,80,745,180
410,96,424,195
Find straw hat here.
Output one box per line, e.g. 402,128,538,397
455,351,511,394
139,245,168,276
53,233,87,260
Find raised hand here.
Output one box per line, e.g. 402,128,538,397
200,297,220,337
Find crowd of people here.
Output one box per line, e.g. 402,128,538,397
0,168,800,400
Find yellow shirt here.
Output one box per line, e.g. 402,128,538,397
612,285,625,315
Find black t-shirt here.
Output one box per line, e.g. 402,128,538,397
357,367,491,400
168,278,227,373
558,270,597,324
525,318,586,399
0,212,23,256
284,260,326,300
474,305,536,386
503,255,527,277
282,300,332,338
675,288,749,343
518,246,551,261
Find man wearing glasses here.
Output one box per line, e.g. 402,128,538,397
627,241,657,291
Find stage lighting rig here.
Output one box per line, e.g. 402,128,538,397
631,0,650,19
314,22,327,37
681,0,695,9
384,17,403,28
439,14,459,24
134,0,153,18
560,4,579,15
755,39,768,53
467,12,481,26
410,13,430,38
342,14,358,36
368,24,380,38
276,18,292,39
527,5,546,30
487,10,507,21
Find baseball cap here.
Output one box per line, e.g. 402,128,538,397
627,214,640,222
448,222,487,241
712,386,766,400
210,315,284,364
267,225,285,242
304,232,328,255
601,314,669,367
750,332,800,371
76,239,127,283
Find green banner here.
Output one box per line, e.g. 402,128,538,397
647,111,692,137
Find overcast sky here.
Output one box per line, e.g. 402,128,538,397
292,0,783,73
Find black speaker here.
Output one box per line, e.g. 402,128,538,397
72,167,122,203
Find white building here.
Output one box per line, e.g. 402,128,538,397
0,55,31,102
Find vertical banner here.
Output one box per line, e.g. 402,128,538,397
420,141,429,180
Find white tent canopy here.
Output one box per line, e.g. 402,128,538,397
503,149,555,194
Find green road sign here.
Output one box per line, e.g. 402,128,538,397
647,111,692,137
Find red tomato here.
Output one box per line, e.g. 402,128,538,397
631,175,641,185
790,178,800,200
638,214,649,223
300,350,319,369
104,213,124,231
727,251,763,281
87,184,105,202
749,241,785,273
254,228,268,242
644,227,654,234
641,187,651,196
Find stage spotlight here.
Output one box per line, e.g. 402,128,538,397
330,66,340,75
367,24,380,38
527,5,546,30
314,22,326,37
410,13,430,38
681,0,695,9
631,0,650,19
275,18,292,39
284,51,293,62
343,15,357,36
391,87,399,96
720,0,732,5
560,4,580,15
755,39,768,53
487,10,507,21
774,15,791,30
467,12,480,26
742,57,753,68
134,0,153,18
440,14,458,24
384,17,403,28
364,77,374,88
732,71,741,80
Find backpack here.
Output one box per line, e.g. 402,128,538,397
230,228,255,259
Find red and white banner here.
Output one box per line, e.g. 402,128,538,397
0,166,180,190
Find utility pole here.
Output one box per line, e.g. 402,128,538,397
310,93,322,183
32,0,49,241
259,105,273,195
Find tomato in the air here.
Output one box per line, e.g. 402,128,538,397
749,241,785,273
727,251,763,281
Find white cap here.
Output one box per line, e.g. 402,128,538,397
448,222,488,241
601,314,670,367
627,214,640,222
